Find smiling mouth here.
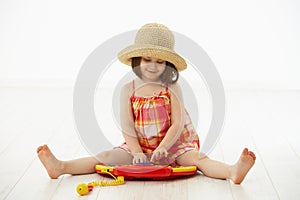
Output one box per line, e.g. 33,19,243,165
146,70,158,73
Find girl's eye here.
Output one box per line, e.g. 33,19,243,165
142,57,164,64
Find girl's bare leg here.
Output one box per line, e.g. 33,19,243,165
37,144,133,179
176,148,256,184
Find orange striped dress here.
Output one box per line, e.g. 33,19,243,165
119,81,200,165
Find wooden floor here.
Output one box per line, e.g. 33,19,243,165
0,86,300,200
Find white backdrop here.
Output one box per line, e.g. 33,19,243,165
0,0,299,89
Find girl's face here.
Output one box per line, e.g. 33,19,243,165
139,56,166,82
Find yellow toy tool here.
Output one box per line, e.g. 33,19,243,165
76,170,124,196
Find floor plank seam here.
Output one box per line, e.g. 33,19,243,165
219,142,235,200
286,138,300,162
250,136,281,200
3,156,40,200
49,176,65,200
0,134,19,156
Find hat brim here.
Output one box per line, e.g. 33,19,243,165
118,44,187,71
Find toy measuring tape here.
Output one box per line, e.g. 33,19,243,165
76,170,124,196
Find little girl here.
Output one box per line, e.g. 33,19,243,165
37,23,256,184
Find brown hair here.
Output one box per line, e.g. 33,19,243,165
131,57,179,84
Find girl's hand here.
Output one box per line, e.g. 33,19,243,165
150,148,168,163
132,152,148,164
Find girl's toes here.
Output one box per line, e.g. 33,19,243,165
249,151,256,160
37,146,44,153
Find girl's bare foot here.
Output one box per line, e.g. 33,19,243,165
37,144,64,179
230,148,256,184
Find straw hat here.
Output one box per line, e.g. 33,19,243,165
118,23,187,71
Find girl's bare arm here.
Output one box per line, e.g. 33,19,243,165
120,83,143,154
156,83,185,150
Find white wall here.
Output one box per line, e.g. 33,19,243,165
0,0,299,89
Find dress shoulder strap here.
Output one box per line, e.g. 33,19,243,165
132,80,135,96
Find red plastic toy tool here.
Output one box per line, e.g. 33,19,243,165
96,163,197,180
